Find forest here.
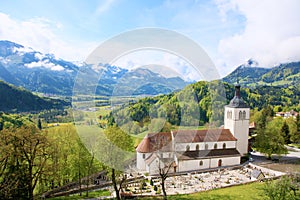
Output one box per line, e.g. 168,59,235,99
106,80,300,135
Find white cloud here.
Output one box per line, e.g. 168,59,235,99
112,50,202,82
0,12,96,61
216,0,300,75
25,60,64,71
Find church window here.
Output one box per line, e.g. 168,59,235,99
227,110,232,119
199,160,203,166
218,159,222,167
239,111,243,120
142,154,145,159
205,144,208,150
186,145,190,151
196,144,200,151
214,143,218,149
223,143,226,149
243,111,246,120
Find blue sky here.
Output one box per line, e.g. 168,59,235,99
0,0,299,79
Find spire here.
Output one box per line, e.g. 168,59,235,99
227,84,249,108
235,84,241,98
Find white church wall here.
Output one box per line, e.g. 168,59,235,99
136,152,146,170
210,156,240,168
224,106,250,155
178,159,210,172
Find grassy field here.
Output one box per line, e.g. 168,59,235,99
48,189,111,200
140,182,266,200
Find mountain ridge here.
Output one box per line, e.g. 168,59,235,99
0,40,189,96
223,59,300,88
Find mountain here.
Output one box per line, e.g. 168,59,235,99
0,40,78,95
111,68,188,96
0,41,189,96
0,80,69,112
223,59,300,88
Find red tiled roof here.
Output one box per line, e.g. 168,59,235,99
136,132,172,153
172,129,237,143
249,122,256,129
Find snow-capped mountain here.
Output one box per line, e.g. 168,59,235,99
0,40,189,96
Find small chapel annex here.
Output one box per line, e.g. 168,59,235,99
136,84,250,174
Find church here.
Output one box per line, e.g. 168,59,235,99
136,84,250,174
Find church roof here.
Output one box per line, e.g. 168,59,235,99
136,132,172,153
226,84,249,108
136,129,238,153
172,129,237,143
177,148,241,160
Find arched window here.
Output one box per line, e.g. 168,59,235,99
227,110,232,119
199,160,203,166
218,159,222,167
186,145,190,151
205,144,208,150
239,111,243,120
196,144,200,151
223,143,226,149
214,143,218,149
243,111,246,120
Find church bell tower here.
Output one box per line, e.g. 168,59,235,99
224,84,250,155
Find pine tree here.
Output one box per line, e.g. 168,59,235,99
38,118,42,130
281,121,290,144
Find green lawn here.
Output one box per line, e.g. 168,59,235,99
140,182,267,200
48,189,111,200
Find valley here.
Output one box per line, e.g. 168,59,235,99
0,40,299,200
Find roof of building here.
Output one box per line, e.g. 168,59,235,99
177,148,241,160
249,122,256,129
145,153,157,165
136,132,173,153
172,129,237,143
136,129,238,153
251,169,265,179
226,84,249,108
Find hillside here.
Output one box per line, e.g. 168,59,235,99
106,80,300,134
0,80,69,112
223,60,300,87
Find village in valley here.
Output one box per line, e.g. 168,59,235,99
40,83,300,199
0,1,300,200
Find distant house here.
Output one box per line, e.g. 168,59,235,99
276,110,298,119
136,85,250,174
251,169,265,180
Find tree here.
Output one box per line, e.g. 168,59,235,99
254,117,287,159
293,114,300,144
264,174,300,200
0,125,51,200
96,126,134,200
281,121,290,144
37,118,42,130
152,133,175,200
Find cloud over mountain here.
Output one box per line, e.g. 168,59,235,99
216,0,300,75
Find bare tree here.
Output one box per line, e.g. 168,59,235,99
152,133,175,200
